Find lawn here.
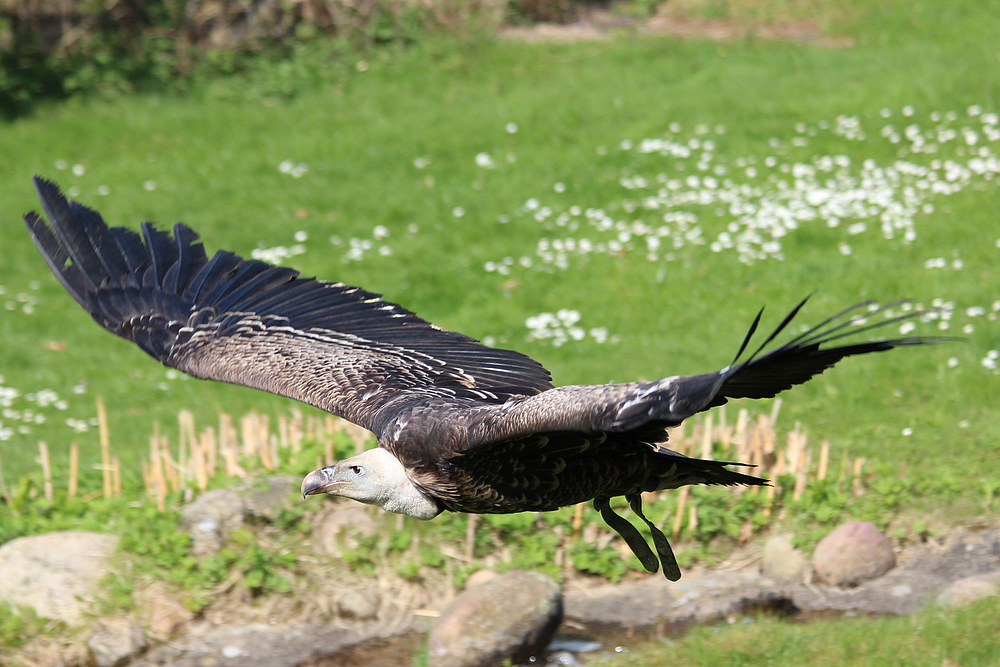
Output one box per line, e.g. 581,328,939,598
1,0,999,661
1,0,997,494
587,596,1000,667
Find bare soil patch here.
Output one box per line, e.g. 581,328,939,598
501,5,854,47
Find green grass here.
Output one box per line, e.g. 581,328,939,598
588,596,1000,667
0,1,998,515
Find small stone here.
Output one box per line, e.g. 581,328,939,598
429,570,562,667
813,522,896,587
935,571,1000,608
87,618,148,667
760,534,809,583
336,588,381,620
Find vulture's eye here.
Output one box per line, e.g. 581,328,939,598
350,465,363,475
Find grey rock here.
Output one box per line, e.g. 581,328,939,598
761,534,810,583
179,488,246,556
0,531,119,624
935,570,1000,608
813,522,896,587
429,569,562,667
130,621,423,667
564,528,1000,634
240,474,300,521
87,618,148,667
179,475,300,555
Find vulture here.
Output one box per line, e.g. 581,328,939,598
24,176,943,581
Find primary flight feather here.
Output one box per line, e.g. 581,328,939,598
24,177,943,580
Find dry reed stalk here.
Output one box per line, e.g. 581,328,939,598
306,415,317,443
700,413,713,460
852,456,866,494
572,503,584,540
734,408,749,463
465,514,478,561
769,397,783,425
793,451,811,501
38,441,52,503
672,486,689,537
160,433,179,493
178,410,195,491
80,489,102,502
241,413,257,460
761,414,776,463
687,503,698,533
96,395,112,498
323,415,340,442
219,412,244,477
69,441,79,498
202,426,217,479
324,440,334,466
763,480,777,519
290,410,305,450
278,415,290,451
268,432,279,471
818,440,830,481
672,421,687,456
719,424,733,460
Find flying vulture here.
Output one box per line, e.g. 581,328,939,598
24,176,942,581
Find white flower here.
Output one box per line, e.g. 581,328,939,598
506,122,518,134
475,153,495,169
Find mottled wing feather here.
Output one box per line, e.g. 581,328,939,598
25,177,553,435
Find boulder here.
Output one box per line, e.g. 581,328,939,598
0,531,119,624
813,521,896,587
429,569,562,667
935,571,1000,608
761,534,810,583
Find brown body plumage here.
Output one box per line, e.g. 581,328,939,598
24,177,945,580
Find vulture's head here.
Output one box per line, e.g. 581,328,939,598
301,447,442,520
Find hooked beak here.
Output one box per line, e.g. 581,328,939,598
301,466,338,498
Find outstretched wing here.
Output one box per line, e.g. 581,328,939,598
458,297,950,449
24,177,553,436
